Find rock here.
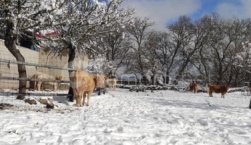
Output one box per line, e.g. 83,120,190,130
46,102,54,109
39,98,48,105
39,97,54,105
24,98,37,105
48,97,53,103
0,103,14,110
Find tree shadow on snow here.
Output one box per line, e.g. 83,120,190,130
53,95,71,105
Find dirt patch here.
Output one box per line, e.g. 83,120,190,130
0,102,78,114
0,103,14,110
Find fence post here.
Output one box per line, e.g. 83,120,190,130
249,99,251,109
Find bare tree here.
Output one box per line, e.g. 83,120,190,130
207,17,242,84
218,18,251,85
92,24,133,74
167,16,194,80
126,17,154,81
187,15,215,83
144,31,166,84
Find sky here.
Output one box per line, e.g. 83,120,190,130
1,86,251,144
121,0,251,30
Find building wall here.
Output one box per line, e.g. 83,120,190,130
0,39,88,89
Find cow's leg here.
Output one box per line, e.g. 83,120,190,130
35,82,38,90
86,93,91,106
209,89,213,97
52,83,55,91
37,82,41,91
41,83,45,90
34,81,37,90
53,83,58,91
97,87,101,95
31,75,37,90
113,82,116,90
103,88,106,94
82,93,86,106
29,80,33,90
86,91,93,106
75,94,82,107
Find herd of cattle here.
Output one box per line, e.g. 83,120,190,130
189,81,230,98
28,69,230,107
69,68,117,107
29,68,117,107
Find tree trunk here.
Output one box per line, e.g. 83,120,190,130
163,71,169,84
67,43,76,102
4,19,27,100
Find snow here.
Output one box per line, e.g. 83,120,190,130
0,88,251,145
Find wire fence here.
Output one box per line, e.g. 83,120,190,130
0,57,72,96
0,40,78,97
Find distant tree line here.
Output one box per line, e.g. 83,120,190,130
103,13,251,86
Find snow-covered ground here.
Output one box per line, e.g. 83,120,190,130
0,88,251,145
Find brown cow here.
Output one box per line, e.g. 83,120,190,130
29,72,43,90
94,74,108,95
208,84,229,98
106,78,117,90
189,81,198,93
95,75,108,88
31,72,62,91
69,68,96,107
29,74,37,90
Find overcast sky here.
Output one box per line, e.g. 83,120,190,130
121,0,251,30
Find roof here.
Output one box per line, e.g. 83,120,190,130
35,31,59,39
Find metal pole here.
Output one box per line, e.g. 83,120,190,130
0,58,74,71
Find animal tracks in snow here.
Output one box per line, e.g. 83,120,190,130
0,89,251,144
